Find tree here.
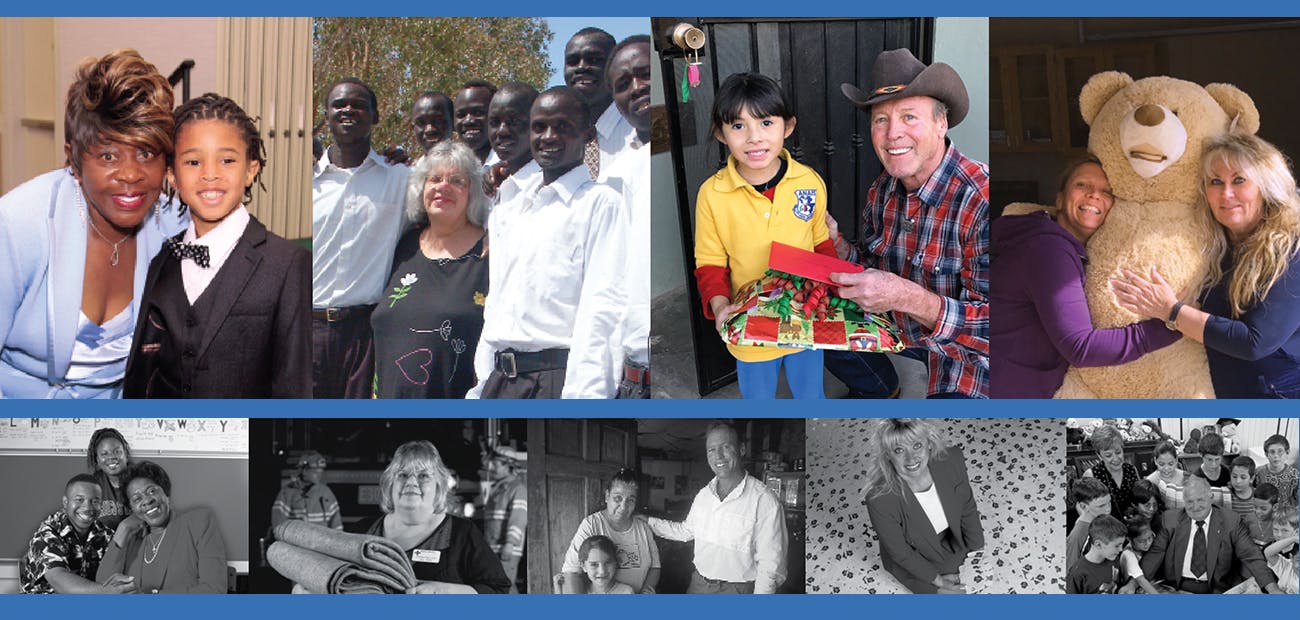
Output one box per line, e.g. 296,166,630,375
313,17,553,152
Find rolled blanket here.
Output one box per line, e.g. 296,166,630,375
269,541,402,594
271,520,416,593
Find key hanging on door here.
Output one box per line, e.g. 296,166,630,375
681,48,703,103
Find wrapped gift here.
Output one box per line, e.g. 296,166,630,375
720,242,905,352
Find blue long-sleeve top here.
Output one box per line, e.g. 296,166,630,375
1201,250,1300,398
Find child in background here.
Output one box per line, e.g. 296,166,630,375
1125,480,1165,535
1227,455,1259,529
1146,440,1186,510
1066,515,1126,594
1256,435,1298,509
1068,477,1112,571
693,73,835,399
578,535,633,594
122,93,311,397
1263,507,1298,594
1193,433,1231,488
1252,483,1280,546
1118,515,1160,594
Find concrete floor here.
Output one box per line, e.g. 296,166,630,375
650,286,928,399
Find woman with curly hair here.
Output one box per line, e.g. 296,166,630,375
1115,132,1300,397
0,49,186,398
863,418,983,593
1082,424,1139,518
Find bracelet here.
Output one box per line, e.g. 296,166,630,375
1165,301,1184,331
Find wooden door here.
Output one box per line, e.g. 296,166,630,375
526,419,638,594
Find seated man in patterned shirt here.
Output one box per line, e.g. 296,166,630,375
829,48,989,399
20,474,135,593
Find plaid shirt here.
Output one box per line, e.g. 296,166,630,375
20,510,113,593
856,142,989,397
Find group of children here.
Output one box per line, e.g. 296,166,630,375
1067,431,1299,594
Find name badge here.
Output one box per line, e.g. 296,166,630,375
412,549,441,564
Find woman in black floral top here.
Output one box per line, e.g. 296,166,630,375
371,141,489,398
1083,424,1138,518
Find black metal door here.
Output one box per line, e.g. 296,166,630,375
655,17,934,396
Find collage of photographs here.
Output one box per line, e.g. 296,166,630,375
2,17,1298,402
0,416,1295,595
0,14,1298,603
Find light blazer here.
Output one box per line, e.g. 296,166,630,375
97,507,228,593
122,216,311,398
1140,505,1275,592
864,446,985,592
0,169,186,398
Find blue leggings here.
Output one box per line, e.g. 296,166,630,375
736,349,825,399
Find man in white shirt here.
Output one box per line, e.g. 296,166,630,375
600,35,652,398
563,27,633,177
485,82,539,200
647,423,788,593
455,80,499,167
467,86,626,399
312,78,409,398
410,91,454,168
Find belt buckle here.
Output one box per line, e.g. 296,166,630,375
500,351,518,378
325,307,341,322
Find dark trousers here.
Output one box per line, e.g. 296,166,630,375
824,348,975,399
480,368,566,399
311,311,375,399
685,569,755,594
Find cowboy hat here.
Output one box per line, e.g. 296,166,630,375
841,48,969,127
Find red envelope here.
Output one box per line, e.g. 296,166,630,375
768,241,863,285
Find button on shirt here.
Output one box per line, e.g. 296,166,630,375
312,149,409,308
180,205,250,304
600,139,650,366
648,474,788,593
856,142,989,397
467,164,627,398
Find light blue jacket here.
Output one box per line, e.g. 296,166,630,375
0,168,187,398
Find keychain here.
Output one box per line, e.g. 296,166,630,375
681,47,702,103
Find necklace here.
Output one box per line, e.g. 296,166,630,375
76,185,130,267
143,527,167,564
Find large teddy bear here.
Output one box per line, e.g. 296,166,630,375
1005,72,1259,398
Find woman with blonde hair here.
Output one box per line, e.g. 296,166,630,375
0,49,186,398
1114,132,1300,397
862,418,983,594
365,440,511,593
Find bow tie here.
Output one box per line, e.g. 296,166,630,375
168,238,211,268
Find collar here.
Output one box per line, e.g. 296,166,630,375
713,149,810,193
183,205,250,260
882,139,959,207
537,163,594,207
708,473,752,502
314,148,386,179
595,103,626,141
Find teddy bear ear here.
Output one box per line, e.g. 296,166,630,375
1080,71,1133,127
1205,83,1260,135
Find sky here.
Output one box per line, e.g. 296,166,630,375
544,17,649,87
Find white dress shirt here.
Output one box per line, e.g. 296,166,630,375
466,164,627,398
312,149,409,308
180,205,250,304
647,474,788,593
496,159,543,207
599,140,650,367
1181,511,1214,579
595,102,635,174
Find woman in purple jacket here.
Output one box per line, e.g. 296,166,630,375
990,157,1180,398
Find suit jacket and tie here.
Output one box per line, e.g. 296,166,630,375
123,216,310,398
864,447,985,593
1140,505,1276,592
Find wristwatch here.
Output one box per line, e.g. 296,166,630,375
1165,301,1184,331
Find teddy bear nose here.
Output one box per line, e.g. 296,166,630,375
1134,104,1165,127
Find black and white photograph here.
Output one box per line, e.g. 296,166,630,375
1064,417,1298,594
248,418,528,593
528,418,804,594
806,417,1063,593
0,417,249,593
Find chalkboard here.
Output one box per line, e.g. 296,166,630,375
0,418,248,456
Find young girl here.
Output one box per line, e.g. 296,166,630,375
1145,440,1186,509
1119,515,1160,594
1264,507,1298,594
87,427,132,530
579,535,633,594
1125,479,1165,536
693,73,835,398
123,93,311,397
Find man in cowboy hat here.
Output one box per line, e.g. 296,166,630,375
828,48,989,399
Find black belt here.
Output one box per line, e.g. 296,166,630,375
494,348,568,378
312,305,376,322
1179,577,1210,593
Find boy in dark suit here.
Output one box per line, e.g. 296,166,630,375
124,93,310,397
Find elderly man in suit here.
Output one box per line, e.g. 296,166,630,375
1140,475,1281,593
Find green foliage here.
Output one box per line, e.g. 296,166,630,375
313,17,554,152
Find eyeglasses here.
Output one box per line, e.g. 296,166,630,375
427,172,469,188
